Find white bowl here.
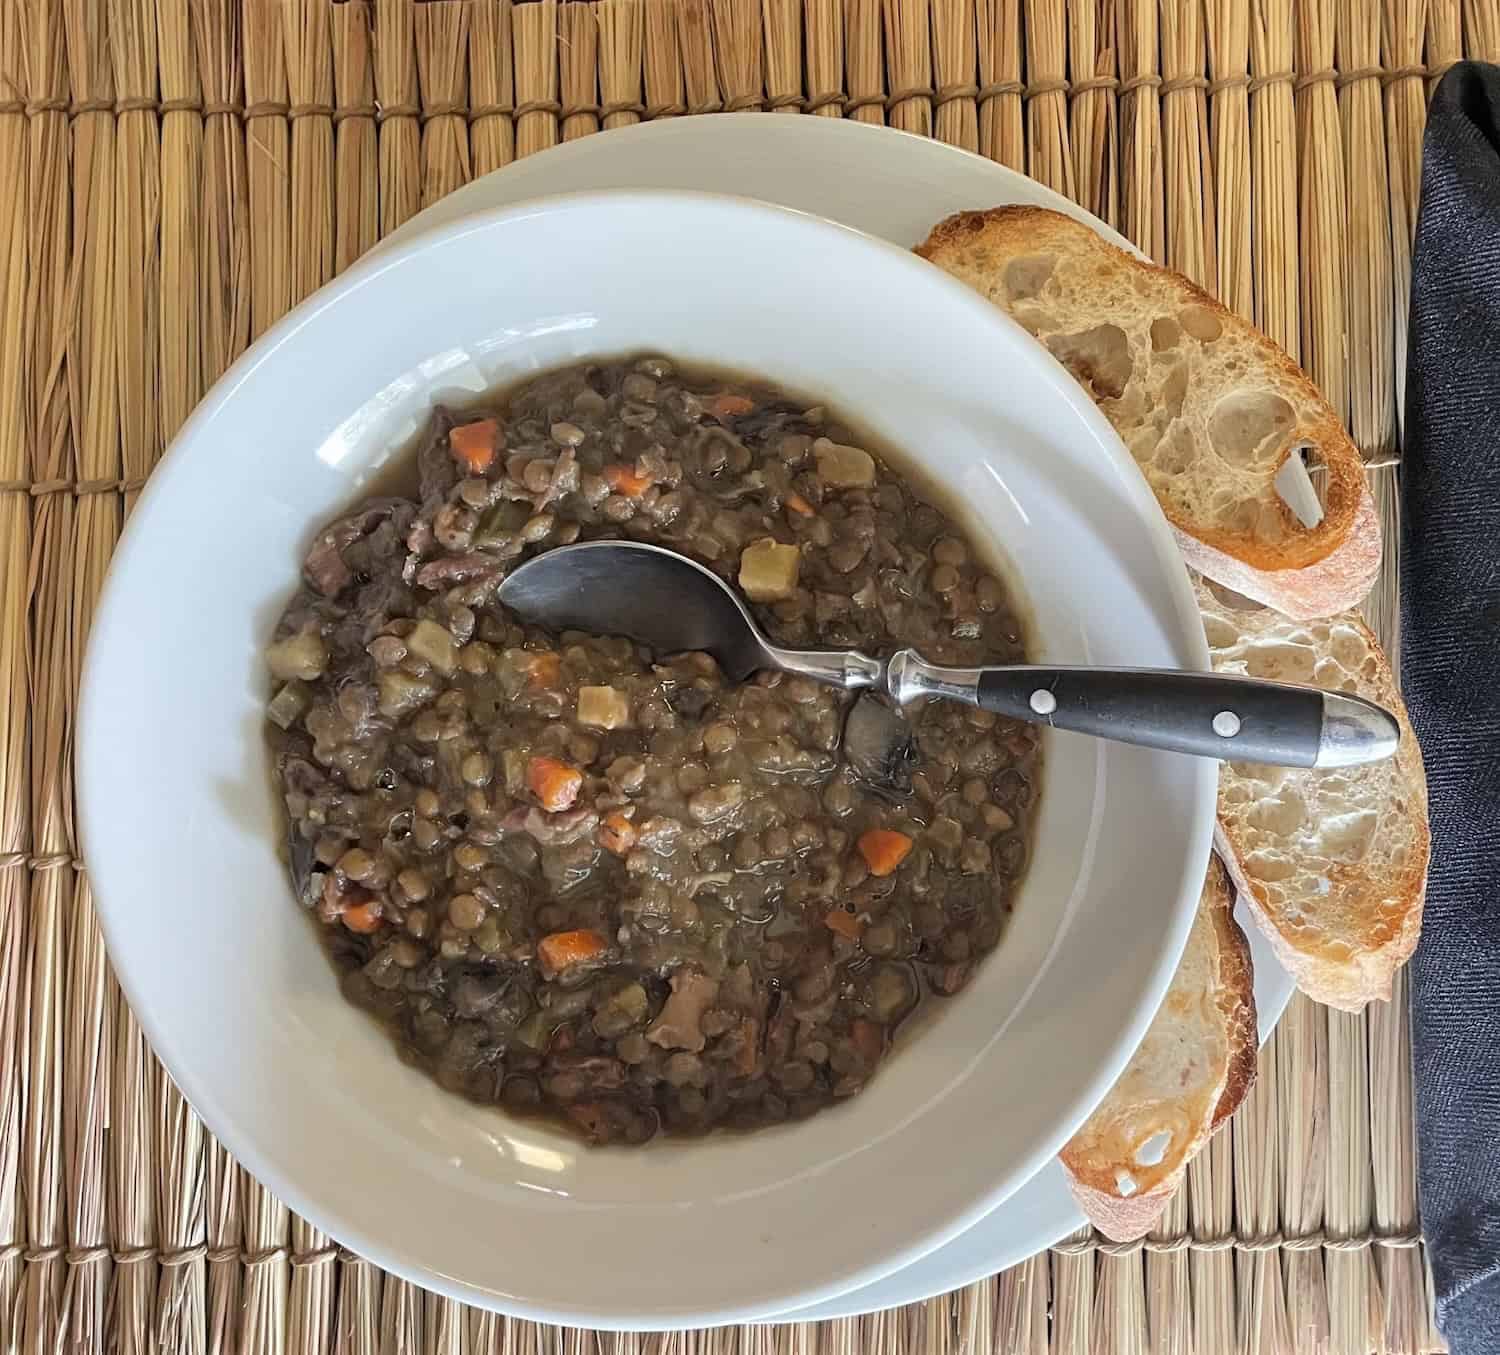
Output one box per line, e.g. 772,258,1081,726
78,190,1214,1328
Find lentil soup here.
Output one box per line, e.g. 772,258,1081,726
266,357,1041,1144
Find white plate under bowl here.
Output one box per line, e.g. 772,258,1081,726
79,188,1214,1328
379,115,1298,1320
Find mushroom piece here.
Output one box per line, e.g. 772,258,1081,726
841,693,916,800
645,969,720,1053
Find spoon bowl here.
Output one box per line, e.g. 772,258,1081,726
499,540,1400,769
501,539,770,679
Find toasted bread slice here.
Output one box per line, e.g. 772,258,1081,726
1199,581,1430,1010
1060,857,1256,1241
916,207,1379,618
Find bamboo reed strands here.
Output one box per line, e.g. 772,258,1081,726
765,0,804,113
110,987,157,1355
675,0,719,112
0,5,28,1340
204,1142,243,1355
1466,0,1500,59
1207,0,1250,318
515,0,560,155
1426,0,1461,98
285,0,336,304
1279,993,1332,1353
59,0,116,1341
1383,0,1425,433
1233,1052,1291,1355
1146,1191,1190,1355
104,0,178,1338
954,1280,993,1355
976,0,1020,165
599,0,644,127
1340,0,1401,658
932,0,978,149
239,12,295,1355
196,0,252,383
1250,0,1299,357
333,0,380,271
643,0,686,117
112,0,160,514
804,0,844,117
1048,1228,1094,1355
1159,0,1214,291
560,1,600,138
416,0,472,201
845,0,886,125
994,1255,1046,1355
1325,1004,1379,1355
711,0,761,111
1339,3,1396,463
160,0,202,429
187,11,250,1347
1295,0,1347,422
1024,0,1072,195
239,1161,290,1355
334,1247,383,1355
244,0,291,337
883,0,933,133
375,0,422,231
20,4,73,1351
1093,1249,1147,1355
1370,973,1426,1355
1117,0,1163,261
1188,1125,1236,1355
470,0,517,173
1068,0,1116,226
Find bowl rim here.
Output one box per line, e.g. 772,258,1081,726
78,185,1215,1327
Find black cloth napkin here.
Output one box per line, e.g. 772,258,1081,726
1403,61,1500,1353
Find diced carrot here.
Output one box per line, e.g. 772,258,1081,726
526,755,582,811
731,1016,761,1078
323,875,381,930
850,1018,884,1065
526,651,562,688
342,900,385,934
710,393,754,420
448,418,500,473
598,811,638,856
603,463,653,497
823,907,864,942
537,929,609,979
857,829,914,877
784,492,815,517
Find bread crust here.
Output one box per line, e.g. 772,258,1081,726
1059,857,1257,1240
916,207,1379,614
1200,583,1430,1011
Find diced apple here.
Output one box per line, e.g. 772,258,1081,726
406,618,458,675
266,628,328,681
738,538,801,602
577,685,631,730
266,681,311,729
813,436,876,489
376,671,439,718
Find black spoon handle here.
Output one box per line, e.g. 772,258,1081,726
886,654,1400,769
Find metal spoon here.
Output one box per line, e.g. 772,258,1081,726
497,540,1399,769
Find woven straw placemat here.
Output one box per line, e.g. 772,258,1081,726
0,0,1477,1351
